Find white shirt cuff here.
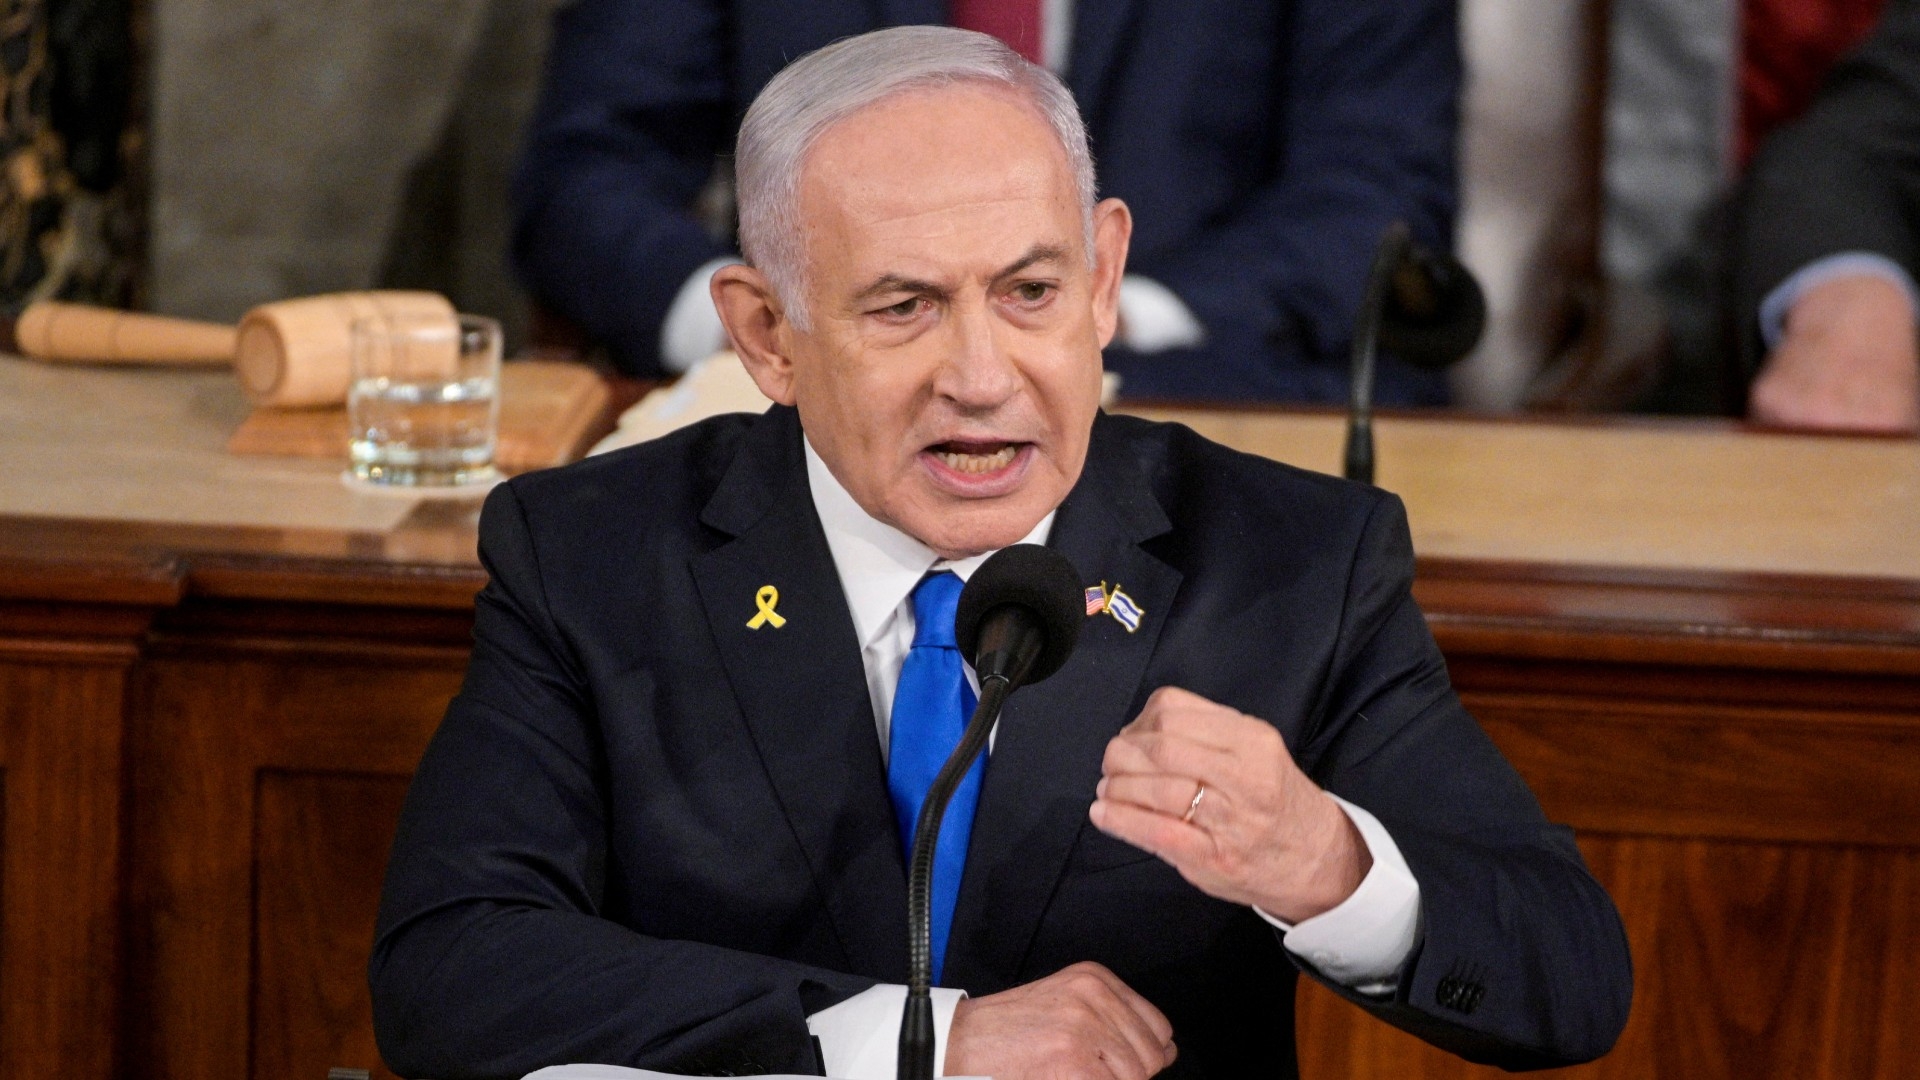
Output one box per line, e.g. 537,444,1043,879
660,256,740,373
1759,252,1920,350
1116,275,1206,353
806,983,967,1079
1256,794,1421,996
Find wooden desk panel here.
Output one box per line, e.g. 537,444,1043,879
1300,836,1920,1078
252,772,411,1080
1291,556,1920,1078
0,599,154,1080
1298,675,1920,1079
127,607,469,1080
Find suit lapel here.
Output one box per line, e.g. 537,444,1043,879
1066,0,1142,136
690,407,910,981
943,414,1180,989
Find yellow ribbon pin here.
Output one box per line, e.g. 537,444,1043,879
746,585,787,629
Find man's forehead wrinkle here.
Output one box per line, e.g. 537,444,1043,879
809,79,1067,163
849,190,1059,230
800,89,1073,210
793,81,1089,318
797,154,1066,251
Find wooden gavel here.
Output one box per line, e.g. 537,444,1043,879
13,291,456,407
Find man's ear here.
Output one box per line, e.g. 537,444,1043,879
712,264,799,406
1089,197,1133,349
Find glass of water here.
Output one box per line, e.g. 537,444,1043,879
347,312,502,489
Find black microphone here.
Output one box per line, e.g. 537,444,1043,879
898,544,1084,1080
1344,222,1488,485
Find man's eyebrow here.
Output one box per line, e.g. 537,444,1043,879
994,244,1072,280
849,273,945,305
848,245,1075,306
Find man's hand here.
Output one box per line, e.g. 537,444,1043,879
944,961,1175,1080
1089,686,1369,925
1750,273,1920,433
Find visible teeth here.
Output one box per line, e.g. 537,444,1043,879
936,445,1019,474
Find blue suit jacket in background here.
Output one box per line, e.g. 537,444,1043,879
510,0,1461,404
370,407,1632,1078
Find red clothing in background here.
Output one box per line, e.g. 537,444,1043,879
949,0,1045,65
1740,0,1890,164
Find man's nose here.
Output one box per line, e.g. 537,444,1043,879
938,302,1021,408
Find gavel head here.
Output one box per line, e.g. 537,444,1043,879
234,291,456,407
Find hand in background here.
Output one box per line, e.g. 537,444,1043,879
1751,274,1920,433
944,961,1175,1080
1090,686,1369,925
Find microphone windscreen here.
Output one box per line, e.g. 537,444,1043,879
1380,249,1487,370
954,544,1084,685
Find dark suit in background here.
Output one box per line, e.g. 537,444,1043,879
1734,0,1920,380
370,407,1631,1078
510,0,1461,404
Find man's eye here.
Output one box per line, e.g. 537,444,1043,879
1013,282,1053,303
879,297,925,318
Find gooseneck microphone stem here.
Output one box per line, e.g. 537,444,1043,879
898,675,1011,1080
896,548,1084,1080
1346,222,1411,486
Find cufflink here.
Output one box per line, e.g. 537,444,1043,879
1436,964,1487,1015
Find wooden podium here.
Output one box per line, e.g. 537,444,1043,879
0,357,1914,1080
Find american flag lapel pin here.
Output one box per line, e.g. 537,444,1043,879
1085,583,1109,617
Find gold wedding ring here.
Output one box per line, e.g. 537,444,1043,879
1182,783,1206,824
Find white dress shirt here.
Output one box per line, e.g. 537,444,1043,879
797,439,1420,1078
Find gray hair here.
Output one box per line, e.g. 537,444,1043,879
734,25,1097,329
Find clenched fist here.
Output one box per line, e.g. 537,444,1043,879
945,962,1175,1080
1088,686,1369,924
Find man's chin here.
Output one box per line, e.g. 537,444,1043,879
900,501,1053,561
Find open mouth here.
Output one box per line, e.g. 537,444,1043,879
928,441,1023,475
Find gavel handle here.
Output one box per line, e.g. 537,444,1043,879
12,301,237,365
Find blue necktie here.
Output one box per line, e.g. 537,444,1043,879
887,571,983,983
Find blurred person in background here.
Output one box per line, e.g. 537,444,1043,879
1735,0,1920,432
510,0,1462,405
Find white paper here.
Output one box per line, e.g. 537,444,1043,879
589,351,772,456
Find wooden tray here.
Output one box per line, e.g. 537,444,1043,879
226,360,614,474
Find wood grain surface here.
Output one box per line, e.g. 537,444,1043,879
0,600,151,1080
1297,836,1920,1078
1129,405,1920,579
127,645,464,1080
253,773,411,1080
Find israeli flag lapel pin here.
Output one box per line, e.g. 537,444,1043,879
1088,581,1144,633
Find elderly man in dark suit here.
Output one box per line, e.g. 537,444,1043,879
509,0,1461,404
374,27,1629,1080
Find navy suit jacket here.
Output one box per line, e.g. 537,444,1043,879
371,406,1631,1078
510,0,1459,404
